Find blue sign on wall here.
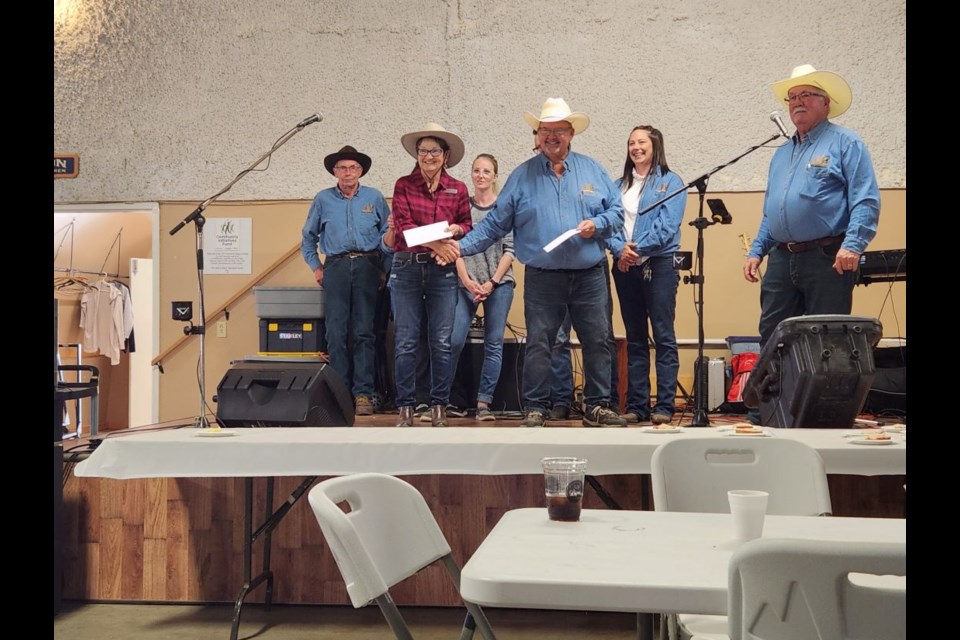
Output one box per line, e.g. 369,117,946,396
54,154,79,179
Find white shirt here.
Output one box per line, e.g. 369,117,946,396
620,170,646,243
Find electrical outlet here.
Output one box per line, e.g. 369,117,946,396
216,320,227,338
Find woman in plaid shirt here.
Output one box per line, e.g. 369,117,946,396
389,123,472,428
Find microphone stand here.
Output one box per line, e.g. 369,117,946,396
169,119,320,428
633,132,783,427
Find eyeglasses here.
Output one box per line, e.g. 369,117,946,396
784,91,826,104
334,165,362,173
538,126,573,136
417,147,445,157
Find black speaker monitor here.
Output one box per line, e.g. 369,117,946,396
743,315,882,428
215,359,355,427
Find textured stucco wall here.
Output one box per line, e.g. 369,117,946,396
54,0,905,202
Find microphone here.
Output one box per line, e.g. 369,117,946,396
769,111,789,138
296,113,323,128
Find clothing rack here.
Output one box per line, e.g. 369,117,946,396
54,267,129,279
54,220,129,279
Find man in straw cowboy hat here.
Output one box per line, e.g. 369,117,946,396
743,65,880,423
449,97,627,428
301,145,390,416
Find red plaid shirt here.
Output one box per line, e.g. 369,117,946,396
391,165,472,252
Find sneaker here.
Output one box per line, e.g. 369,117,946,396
416,403,431,423
651,413,673,425
583,406,627,428
548,405,570,420
522,410,545,428
354,395,373,416
446,404,468,418
476,407,496,421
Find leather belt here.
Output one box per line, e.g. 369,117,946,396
527,261,604,274
777,234,845,253
394,250,434,264
328,250,379,260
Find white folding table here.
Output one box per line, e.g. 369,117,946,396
460,509,906,640
74,425,905,479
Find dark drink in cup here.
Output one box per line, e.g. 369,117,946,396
541,457,587,522
547,495,582,522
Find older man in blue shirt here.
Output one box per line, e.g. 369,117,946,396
452,98,626,428
744,65,880,423
301,145,390,416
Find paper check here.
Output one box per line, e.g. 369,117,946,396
543,228,580,253
403,221,453,247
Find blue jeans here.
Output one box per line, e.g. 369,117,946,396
523,263,613,413
388,255,459,408
550,314,574,408
322,253,382,397
611,256,680,418
759,244,855,346
450,283,515,404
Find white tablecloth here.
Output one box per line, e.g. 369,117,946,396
74,426,905,479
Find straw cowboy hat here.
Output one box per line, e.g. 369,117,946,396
400,123,466,168
771,64,852,119
323,145,372,177
524,97,590,134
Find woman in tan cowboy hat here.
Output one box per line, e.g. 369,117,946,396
389,123,472,427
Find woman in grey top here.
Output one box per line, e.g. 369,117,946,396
449,154,516,420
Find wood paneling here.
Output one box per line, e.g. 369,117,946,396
60,461,903,605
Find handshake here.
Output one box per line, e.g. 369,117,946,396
426,224,463,266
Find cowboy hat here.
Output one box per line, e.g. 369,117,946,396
523,97,590,134
323,145,372,177
771,64,852,118
400,123,465,168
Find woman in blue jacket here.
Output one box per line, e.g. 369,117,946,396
607,126,686,424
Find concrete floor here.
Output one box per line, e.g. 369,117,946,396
54,601,643,640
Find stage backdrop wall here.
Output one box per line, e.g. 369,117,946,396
55,0,905,204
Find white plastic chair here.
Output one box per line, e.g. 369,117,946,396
307,473,497,640
650,437,832,640
726,538,906,640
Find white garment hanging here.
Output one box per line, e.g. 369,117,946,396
79,280,125,365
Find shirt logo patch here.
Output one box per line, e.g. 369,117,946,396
362,204,374,213
581,184,596,195
444,188,458,194
809,155,830,168
658,183,668,193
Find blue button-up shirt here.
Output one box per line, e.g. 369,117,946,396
459,151,623,269
300,183,391,271
749,119,880,259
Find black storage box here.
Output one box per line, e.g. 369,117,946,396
743,315,883,428
259,318,326,353
215,359,354,427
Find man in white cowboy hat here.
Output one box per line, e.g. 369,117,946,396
452,97,626,428
301,145,391,416
743,65,880,423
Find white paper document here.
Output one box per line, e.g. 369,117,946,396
403,221,453,248
543,228,580,253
